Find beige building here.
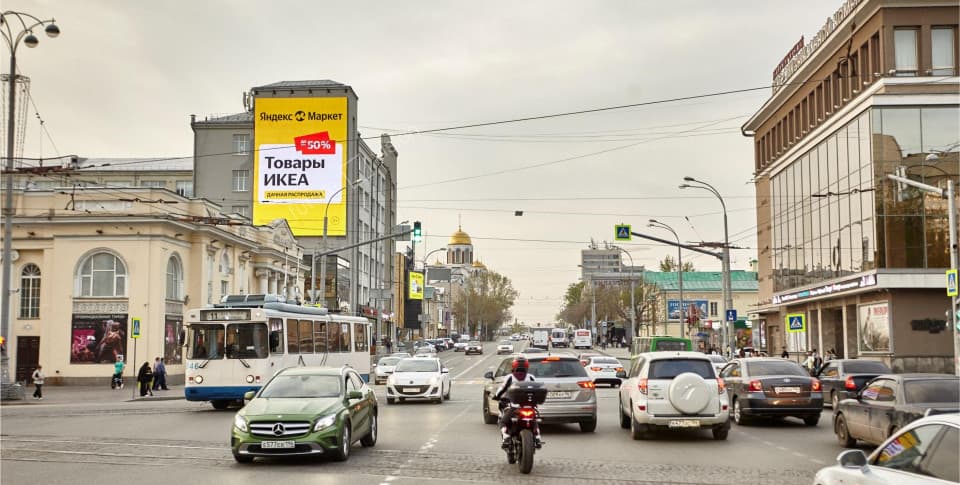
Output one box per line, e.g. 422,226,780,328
7,187,303,385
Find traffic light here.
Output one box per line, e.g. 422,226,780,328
413,221,422,243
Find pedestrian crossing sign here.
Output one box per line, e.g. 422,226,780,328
785,313,805,333
615,224,631,241
132,318,141,339
946,269,958,297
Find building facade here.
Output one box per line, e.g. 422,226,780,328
744,0,958,371
5,188,302,385
18,157,194,198
191,80,398,327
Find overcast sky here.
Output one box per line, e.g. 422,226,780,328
8,0,843,324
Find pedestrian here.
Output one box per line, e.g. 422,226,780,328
152,357,169,391
137,361,154,397
780,347,789,359
112,358,125,389
826,348,837,361
385,337,392,354
31,365,45,400
813,349,823,374
801,350,818,375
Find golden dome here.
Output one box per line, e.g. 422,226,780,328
449,228,472,246
472,260,487,269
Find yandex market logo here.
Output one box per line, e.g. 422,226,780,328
294,132,337,155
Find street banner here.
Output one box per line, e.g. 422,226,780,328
70,314,128,364
409,271,424,300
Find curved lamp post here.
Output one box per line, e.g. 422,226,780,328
613,246,637,343
419,248,446,338
648,219,684,339
316,178,362,307
680,176,732,353
1,11,60,389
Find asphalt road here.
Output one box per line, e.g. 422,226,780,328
1,341,875,485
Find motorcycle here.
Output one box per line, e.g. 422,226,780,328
500,382,547,474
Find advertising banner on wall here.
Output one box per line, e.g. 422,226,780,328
164,315,182,364
70,314,128,364
253,96,348,236
409,271,424,300
858,302,891,353
666,300,708,321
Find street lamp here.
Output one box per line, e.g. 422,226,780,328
316,177,362,307
1,11,60,390
613,246,638,343
419,248,446,338
680,176,732,353
648,219,685,339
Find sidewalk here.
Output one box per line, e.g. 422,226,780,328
0,384,184,407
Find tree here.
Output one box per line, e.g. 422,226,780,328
451,270,518,340
659,254,695,272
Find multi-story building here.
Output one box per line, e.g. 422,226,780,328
191,80,398,332
580,243,623,280
5,187,302,384
743,0,958,371
20,157,194,198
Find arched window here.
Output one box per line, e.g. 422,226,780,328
220,250,232,274
77,252,127,297
166,255,183,301
19,263,41,318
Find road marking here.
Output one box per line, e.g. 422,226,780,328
3,437,222,451
791,451,806,458
776,446,788,451
453,349,498,380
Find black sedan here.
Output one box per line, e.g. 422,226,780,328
816,359,891,408
719,358,823,426
833,373,960,447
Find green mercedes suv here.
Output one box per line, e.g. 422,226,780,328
231,366,378,463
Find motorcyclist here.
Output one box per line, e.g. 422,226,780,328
494,356,541,448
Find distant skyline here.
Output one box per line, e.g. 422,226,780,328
7,0,843,324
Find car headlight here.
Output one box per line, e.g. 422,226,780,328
387,375,395,385
429,376,440,386
314,414,337,431
234,414,248,432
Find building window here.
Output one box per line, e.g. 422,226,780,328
77,252,127,297
231,206,249,218
220,250,232,274
221,280,229,297
931,27,956,76
140,180,165,188
233,134,251,155
232,170,250,192
111,180,134,187
709,302,718,317
893,28,918,76
176,180,194,197
166,256,183,301
19,263,41,319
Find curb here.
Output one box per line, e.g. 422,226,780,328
126,395,185,402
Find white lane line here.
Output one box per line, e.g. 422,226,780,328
811,458,827,465
776,446,788,451
791,451,806,458
4,448,222,461
3,438,222,451
453,350,498,380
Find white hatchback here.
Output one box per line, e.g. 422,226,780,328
386,358,451,404
496,340,514,354
618,351,730,440
585,356,625,387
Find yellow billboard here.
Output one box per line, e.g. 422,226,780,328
409,271,424,300
253,97,348,236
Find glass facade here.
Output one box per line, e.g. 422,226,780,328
771,106,959,293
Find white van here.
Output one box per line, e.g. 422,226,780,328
551,328,568,348
573,329,592,349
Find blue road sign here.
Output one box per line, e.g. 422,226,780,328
132,318,141,339
785,313,806,333
615,224,631,241
725,309,737,322
946,269,958,297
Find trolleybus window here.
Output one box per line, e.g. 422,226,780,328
269,318,283,354
354,323,368,352
286,320,299,354
314,321,328,353
225,323,268,359
328,322,351,352
299,320,314,353
190,324,225,359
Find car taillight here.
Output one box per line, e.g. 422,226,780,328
717,377,725,394
811,379,822,392
577,381,596,389
748,380,763,392
590,367,602,372
638,378,648,394
615,367,624,373
518,408,535,419
845,376,857,390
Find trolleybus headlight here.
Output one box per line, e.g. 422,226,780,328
194,375,204,384
234,414,248,432
313,414,337,431
246,375,254,384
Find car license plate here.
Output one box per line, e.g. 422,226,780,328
403,387,420,393
668,420,700,428
775,386,801,394
261,440,295,449
547,391,572,399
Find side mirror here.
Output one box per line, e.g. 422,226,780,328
837,449,868,470
347,390,363,400
243,391,256,401
484,371,494,380
441,368,449,374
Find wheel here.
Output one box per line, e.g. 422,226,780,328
619,404,630,429
386,397,395,405
444,385,451,401
360,413,377,447
211,400,229,410
803,414,820,427
482,394,498,424
630,405,648,440
398,398,406,403
831,391,838,409
579,418,597,433
835,414,856,447
331,423,351,462
518,429,535,474
712,425,729,440
732,398,750,425
232,452,253,463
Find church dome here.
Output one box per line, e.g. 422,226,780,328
472,260,487,269
449,228,472,246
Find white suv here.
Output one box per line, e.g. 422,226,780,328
618,351,730,440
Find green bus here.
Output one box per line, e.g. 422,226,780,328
630,336,693,355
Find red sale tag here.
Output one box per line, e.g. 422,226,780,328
294,132,336,155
